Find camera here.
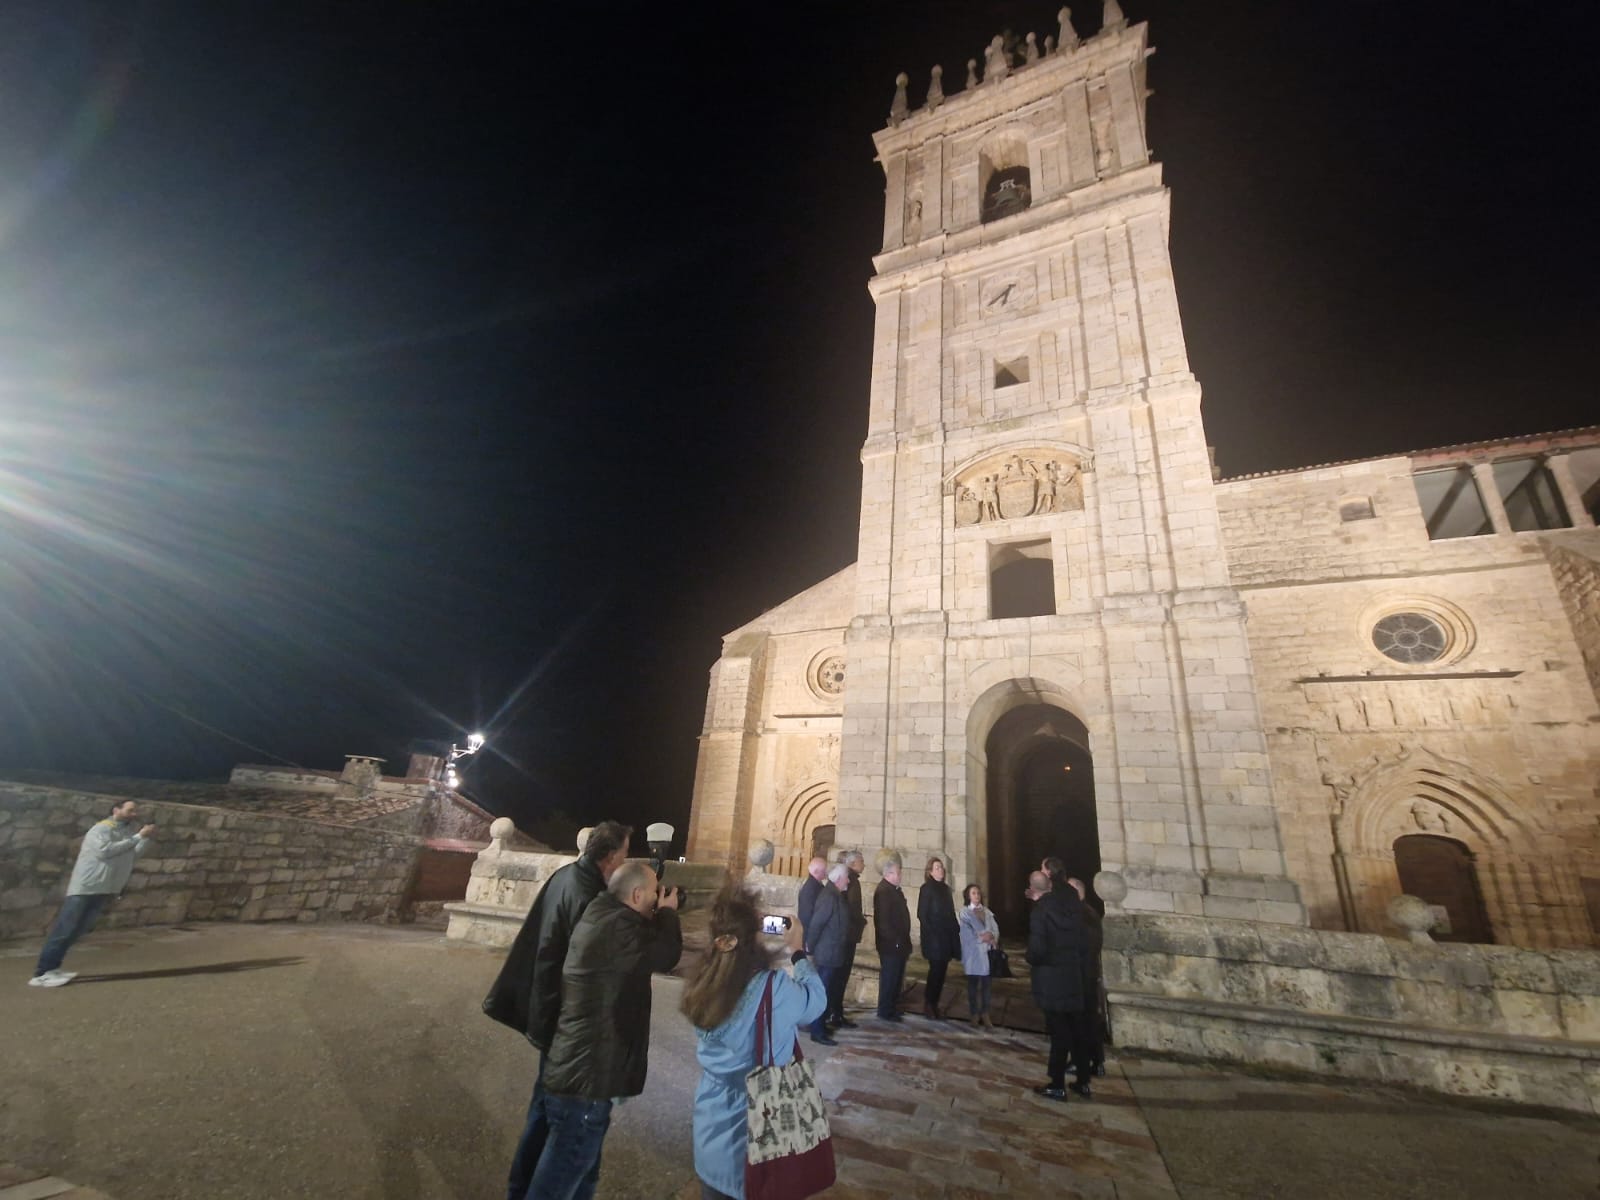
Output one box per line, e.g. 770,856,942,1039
761,915,792,936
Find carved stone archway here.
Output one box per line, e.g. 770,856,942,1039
1332,748,1589,948
774,782,836,878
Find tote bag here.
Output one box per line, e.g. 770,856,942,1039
988,946,1014,978
745,971,836,1200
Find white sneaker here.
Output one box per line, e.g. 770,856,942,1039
27,970,73,988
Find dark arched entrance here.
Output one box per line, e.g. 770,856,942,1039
1394,833,1493,944
986,703,1098,936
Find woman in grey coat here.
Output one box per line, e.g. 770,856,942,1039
958,883,1000,1028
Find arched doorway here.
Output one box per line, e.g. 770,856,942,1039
985,703,1098,936
1393,834,1492,944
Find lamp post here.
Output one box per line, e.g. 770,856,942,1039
443,731,486,789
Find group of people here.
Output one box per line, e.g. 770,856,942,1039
481,822,1110,1200
795,849,1104,1100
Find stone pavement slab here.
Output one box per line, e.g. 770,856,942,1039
6,922,1600,1200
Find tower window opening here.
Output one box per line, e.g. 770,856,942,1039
990,539,1055,619
995,356,1030,389
982,166,1032,223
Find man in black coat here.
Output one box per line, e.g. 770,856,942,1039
796,856,826,944
873,860,911,1022
1026,870,1095,1100
485,821,632,1200
804,863,852,1045
529,860,682,1200
832,849,866,1029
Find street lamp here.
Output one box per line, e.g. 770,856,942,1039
444,731,486,789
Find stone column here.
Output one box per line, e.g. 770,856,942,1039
1546,453,1595,527
1471,462,1512,534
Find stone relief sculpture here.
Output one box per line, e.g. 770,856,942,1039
954,451,1085,526
1410,801,1451,833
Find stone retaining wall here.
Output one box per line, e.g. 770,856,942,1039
1104,912,1600,1113
0,782,418,941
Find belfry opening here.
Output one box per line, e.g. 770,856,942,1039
984,703,1099,936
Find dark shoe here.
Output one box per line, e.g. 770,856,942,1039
1034,1085,1068,1101
1068,1082,1093,1100
811,1033,838,1046
879,1012,904,1023
1093,1062,1107,1077
834,1017,859,1030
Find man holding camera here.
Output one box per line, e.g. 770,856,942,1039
522,860,682,1200
29,799,156,988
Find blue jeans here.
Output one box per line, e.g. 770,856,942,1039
34,894,112,976
506,1058,550,1200
522,1092,612,1200
877,954,907,1018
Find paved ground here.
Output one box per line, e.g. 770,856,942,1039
3,922,1598,1200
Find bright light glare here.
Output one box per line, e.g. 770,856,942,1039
467,731,485,752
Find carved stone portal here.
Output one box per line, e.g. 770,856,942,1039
953,450,1086,526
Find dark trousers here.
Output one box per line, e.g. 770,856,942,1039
507,1058,550,1200
522,1092,612,1200
966,974,992,1016
1044,1008,1095,1089
925,958,951,1010
831,944,857,1022
877,954,907,1018
809,965,839,1038
34,893,112,976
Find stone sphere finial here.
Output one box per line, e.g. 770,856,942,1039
489,817,516,846
889,72,910,126
1386,894,1436,944
874,847,903,875
926,64,944,110
748,839,775,871
965,59,978,89
1094,870,1128,911
1059,7,1081,52
576,827,594,856
1024,32,1039,65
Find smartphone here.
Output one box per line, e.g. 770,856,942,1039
761,915,792,935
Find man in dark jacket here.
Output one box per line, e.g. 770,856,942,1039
527,859,682,1200
1068,876,1107,1076
486,821,632,1200
796,856,826,942
1026,871,1095,1101
804,863,852,1045
873,859,911,1022
831,849,866,1029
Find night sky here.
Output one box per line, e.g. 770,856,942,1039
0,3,1593,842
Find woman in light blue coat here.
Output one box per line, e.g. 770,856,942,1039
958,883,1001,1029
683,883,828,1200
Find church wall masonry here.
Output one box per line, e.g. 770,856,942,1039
686,10,1599,955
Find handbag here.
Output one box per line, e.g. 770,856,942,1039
745,971,836,1200
988,946,1013,978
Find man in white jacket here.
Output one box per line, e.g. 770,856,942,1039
28,800,156,988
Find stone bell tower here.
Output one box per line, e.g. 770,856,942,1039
834,7,1305,925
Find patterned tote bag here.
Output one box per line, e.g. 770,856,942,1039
745,971,836,1200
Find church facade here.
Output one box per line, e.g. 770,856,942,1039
685,13,1600,949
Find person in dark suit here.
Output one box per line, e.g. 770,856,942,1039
916,855,960,1020
830,849,867,1030
1026,870,1096,1101
796,856,827,944
873,860,911,1022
